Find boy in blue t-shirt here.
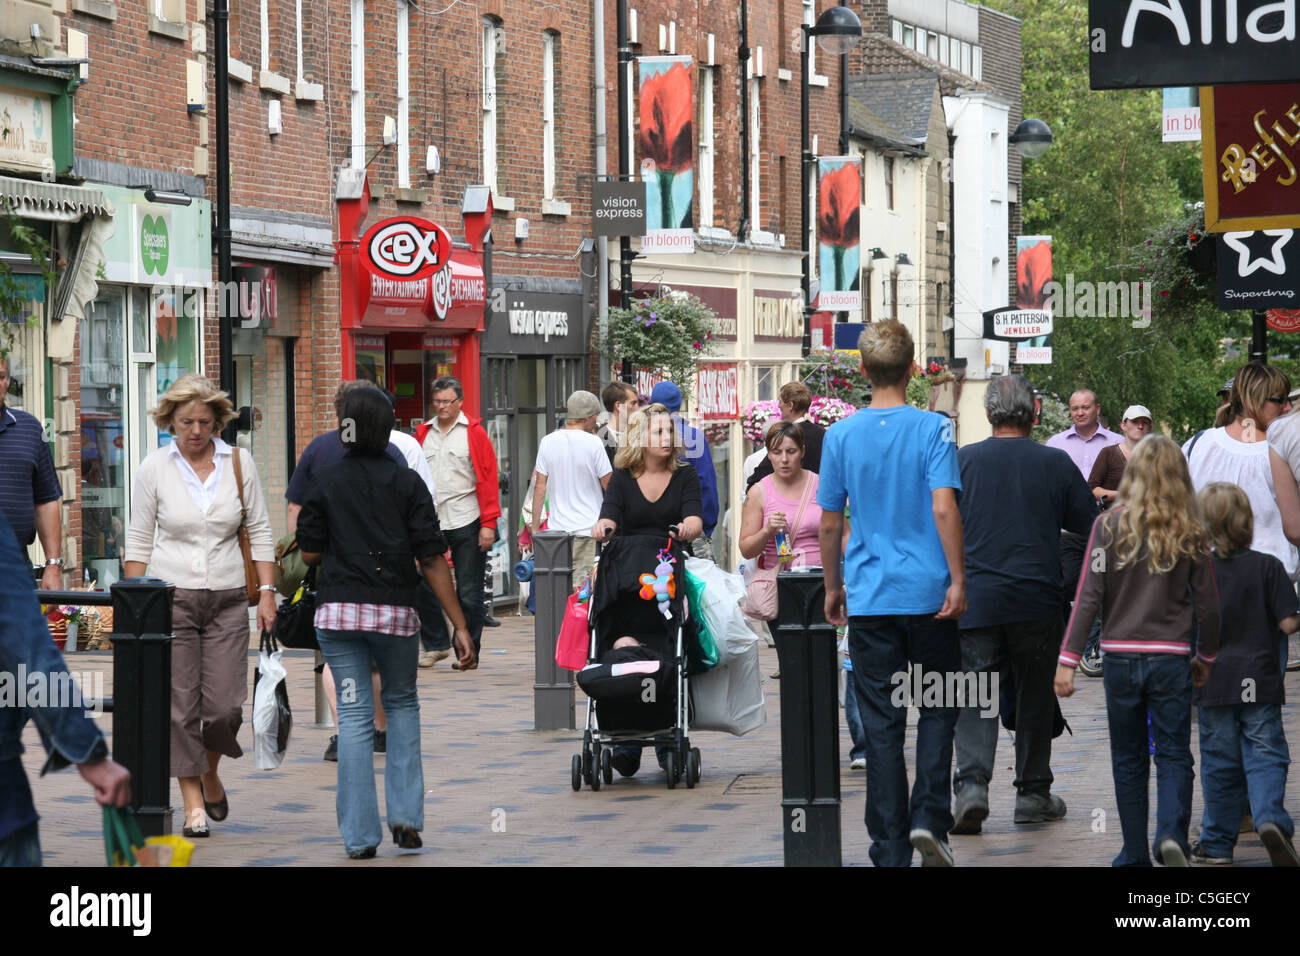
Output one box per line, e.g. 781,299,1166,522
818,320,965,867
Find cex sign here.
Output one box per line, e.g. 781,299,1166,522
360,216,452,281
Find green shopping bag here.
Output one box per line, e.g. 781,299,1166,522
682,566,720,673
104,805,156,867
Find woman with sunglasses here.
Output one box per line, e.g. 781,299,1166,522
1185,363,1297,584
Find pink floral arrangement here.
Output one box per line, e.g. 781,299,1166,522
741,400,782,444
807,396,857,426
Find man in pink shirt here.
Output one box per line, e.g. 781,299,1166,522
1045,390,1121,479
1046,389,1114,649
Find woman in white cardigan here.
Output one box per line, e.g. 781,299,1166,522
124,375,275,838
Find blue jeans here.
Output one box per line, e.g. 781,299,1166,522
1102,654,1194,866
0,821,41,866
316,628,424,855
1197,703,1293,858
848,614,960,867
843,667,866,763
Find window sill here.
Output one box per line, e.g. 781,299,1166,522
259,70,291,96
295,79,324,101
493,195,516,213
777,68,793,82
808,74,829,88
541,198,571,217
147,14,187,41
395,187,426,204
228,57,254,84
72,0,117,21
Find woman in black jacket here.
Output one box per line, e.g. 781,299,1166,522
297,387,473,859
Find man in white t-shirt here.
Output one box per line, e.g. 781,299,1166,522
531,390,613,583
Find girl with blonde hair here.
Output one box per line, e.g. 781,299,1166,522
1056,435,1220,867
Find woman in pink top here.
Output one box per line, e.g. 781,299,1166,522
739,422,821,569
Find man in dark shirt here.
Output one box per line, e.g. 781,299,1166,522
0,356,64,589
951,375,1097,835
0,508,132,865
746,381,825,490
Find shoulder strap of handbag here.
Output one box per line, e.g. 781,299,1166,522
790,472,817,541
231,447,248,522
1186,428,1207,461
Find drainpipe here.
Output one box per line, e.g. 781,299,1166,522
594,0,610,367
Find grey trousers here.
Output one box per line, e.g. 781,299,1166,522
170,587,250,777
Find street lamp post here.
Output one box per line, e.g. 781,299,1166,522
801,6,862,359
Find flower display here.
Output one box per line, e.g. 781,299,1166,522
807,396,856,426
741,400,782,444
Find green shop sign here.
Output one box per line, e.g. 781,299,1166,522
97,184,211,287
140,214,170,276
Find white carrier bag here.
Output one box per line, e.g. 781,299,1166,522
684,557,767,736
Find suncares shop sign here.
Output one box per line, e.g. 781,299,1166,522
355,215,485,330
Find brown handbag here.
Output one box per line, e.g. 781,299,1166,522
231,448,260,607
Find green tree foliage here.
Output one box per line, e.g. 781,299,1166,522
979,0,1283,441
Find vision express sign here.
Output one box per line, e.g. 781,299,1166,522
592,181,647,237
1089,1,1300,90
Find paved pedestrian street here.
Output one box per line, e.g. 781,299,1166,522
23,616,1299,867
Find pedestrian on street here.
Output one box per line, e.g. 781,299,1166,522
1049,389,1122,633
296,386,473,859
818,320,966,868
0,507,133,866
648,381,719,560
951,375,1097,835
1184,363,1297,582
1056,436,1220,867
1190,482,1300,867
286,381,414,758
1089,405,1153,507
124,374,276,839
0,354,65,589
596,380,640,466
415,376,501,665
746,382,826,489
593,404,702,779
530,390,613,585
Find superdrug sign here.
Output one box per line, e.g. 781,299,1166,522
1089,1,1300,90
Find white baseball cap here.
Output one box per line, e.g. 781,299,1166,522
1122,405,1152,422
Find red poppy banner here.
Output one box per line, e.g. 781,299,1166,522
1015,235,1052,364
638,56,694,255
817,157,861,312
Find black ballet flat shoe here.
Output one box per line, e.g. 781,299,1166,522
182,809,210,838
202,782,229,822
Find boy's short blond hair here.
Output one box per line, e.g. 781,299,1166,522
857,320,914,388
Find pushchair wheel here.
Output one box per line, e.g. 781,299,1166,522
664,750,677,789
590,749,602,791
601,749,613,785
571,754,582,791
686,748,701,788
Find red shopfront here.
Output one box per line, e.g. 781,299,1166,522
336,177,491,424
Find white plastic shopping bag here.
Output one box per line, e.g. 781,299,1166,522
252,631,292,769
684,557,766,735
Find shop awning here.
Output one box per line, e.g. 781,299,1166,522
0,175,114,222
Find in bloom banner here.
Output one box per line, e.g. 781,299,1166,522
1015,235,1052,364
817,156,861,312
638,56,694,254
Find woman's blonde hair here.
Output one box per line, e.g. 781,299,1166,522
1108,435,1208,573
1228,362,1292,430
615,403,683,477
152,374,237,433
1197,482,1253,556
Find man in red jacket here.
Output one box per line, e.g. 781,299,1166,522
415,376,502,665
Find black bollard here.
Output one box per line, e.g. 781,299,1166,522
774,568,841,866
532,531,575,730
109,577,175,837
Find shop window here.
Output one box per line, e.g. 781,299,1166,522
755,365,778,402
81,291,127,587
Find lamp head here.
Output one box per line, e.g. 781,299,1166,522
810,6,863,56
870,247,888,261
895,252,913,267
1011,118,1053,159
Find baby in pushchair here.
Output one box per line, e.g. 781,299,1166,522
571,534,703,790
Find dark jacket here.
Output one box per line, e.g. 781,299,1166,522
746,419,825,489
296,453,447,608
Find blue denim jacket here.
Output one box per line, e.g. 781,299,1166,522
0,510,106,772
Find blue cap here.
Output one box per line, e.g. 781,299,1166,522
649,381,683,411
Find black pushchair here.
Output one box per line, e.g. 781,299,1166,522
570,533,702,790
